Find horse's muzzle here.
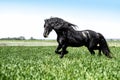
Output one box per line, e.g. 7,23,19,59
43,31,48,38
43,34,48,38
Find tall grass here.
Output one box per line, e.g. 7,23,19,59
0,46,119,80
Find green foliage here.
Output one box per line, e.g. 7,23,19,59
0,46,119,80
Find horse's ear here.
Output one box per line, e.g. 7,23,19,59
44,19,47,22
50,16,53,18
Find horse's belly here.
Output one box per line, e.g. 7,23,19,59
67,41,84,47
67,35,86,47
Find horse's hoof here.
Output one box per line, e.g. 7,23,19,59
91,53,95,55
98,54,102,56
64,51,68,54
56,52,61,54
60,55,64,58
98,55,102,57
55,50,58,53
91,54,95,55
107,55,112,58
55,51,61,54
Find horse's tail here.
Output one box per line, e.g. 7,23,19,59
98,33,112,58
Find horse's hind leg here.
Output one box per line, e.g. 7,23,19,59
92,46,102,56
88,45,102,56
87,39,96,55
88,48,95,55
93,45,102,56
98,47,102,56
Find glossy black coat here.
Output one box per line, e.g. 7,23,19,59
43,17,112,58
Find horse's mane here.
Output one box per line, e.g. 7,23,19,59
47,17,77,29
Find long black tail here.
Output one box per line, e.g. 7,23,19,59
98,33,112,58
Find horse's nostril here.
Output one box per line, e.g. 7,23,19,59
43,34,48,38
43,34,46,37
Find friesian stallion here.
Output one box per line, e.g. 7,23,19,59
43,17,112,58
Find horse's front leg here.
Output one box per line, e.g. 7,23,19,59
55,44,62,54
60,45,67,58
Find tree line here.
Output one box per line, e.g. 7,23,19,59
0,36,37,40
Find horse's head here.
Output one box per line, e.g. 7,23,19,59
43,17,77,38
43,17,63,38
43,19,53,38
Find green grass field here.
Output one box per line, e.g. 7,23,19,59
0,40,57,46
0,40,120,47
0,44,120,80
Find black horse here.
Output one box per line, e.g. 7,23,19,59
43,17,112,58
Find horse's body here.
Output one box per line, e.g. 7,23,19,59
43,17,112,58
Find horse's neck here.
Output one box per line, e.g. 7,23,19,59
54,28,76,37
54,30,64,35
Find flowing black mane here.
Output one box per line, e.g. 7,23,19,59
45,17,77,30
43,17,112,58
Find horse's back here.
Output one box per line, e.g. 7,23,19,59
82,30,99,39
